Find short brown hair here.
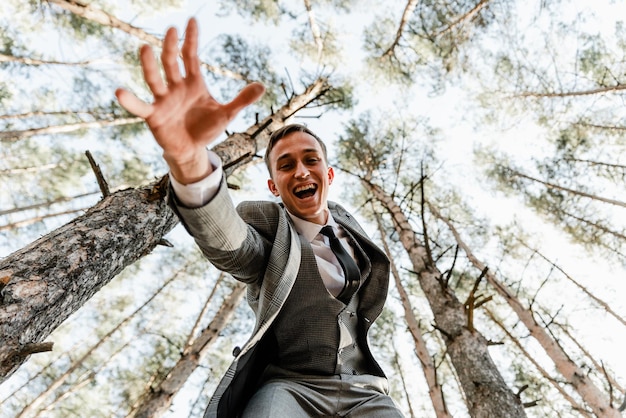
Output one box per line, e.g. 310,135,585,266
264,124,328,176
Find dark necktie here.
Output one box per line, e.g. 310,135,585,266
320,225,360,304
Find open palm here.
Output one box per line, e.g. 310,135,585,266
116,18,264,182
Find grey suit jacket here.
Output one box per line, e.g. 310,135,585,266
170,177,390,417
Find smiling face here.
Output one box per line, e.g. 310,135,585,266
267,131,334,225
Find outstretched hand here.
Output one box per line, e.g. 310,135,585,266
115,18,265,184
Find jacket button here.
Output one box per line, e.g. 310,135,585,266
232,346,241,357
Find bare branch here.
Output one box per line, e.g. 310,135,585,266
505,165,626,209
45,0,245,80
380,0,419,59
303,0,323,59
512,84,626,99
0,53,96,66
436,0,491,37
0,117,143,142
85,151,110,198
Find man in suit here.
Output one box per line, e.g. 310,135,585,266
116,18,404,418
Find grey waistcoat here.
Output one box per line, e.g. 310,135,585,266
267,233,379,376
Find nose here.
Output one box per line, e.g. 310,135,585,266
294,161,310,179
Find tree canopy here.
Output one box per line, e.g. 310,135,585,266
1,0,624,417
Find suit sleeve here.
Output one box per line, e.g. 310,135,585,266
168,176,280,284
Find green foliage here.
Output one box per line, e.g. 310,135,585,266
289,23,344,63
362,0,502,89
303,73,354,111
337,111,438,186
217,0,285,24
52,11,108,40
363,16,424,86
208,34,284,110
128,0,183,12
0,81,11,105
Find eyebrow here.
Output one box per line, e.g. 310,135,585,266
275,148,321,163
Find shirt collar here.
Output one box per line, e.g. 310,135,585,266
286,209,339,242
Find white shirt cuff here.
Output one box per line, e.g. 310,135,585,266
169,150,223,208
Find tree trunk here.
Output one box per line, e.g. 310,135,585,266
429,202,622,417
365,180,526,418
14,262,189,418
0,178,177,382
0,76,333,382
373,210,452,418
127,282,246,418
485,308,593,418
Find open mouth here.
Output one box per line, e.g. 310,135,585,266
294,183,317,199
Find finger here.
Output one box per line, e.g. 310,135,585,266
181,18,200,79
140,45,167,97
162,26,183,85
115,88,153,119
224,82,266,118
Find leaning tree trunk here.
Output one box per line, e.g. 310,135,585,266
364,180,526,418
0,76,332,382
0,179,177,381
485,308,593,418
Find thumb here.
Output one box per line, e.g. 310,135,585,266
224,82,266,118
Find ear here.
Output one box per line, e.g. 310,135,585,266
327,166,335,185
267,179,280,196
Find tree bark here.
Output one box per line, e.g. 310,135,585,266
0,177,178,382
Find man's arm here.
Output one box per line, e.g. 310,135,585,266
116,18,268,281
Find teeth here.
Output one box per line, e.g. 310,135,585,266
295,184,316,193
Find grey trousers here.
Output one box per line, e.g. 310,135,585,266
241,366,405,417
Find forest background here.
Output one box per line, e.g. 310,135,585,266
0,0,625,417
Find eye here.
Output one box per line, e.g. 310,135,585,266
278,162,293,170
307,157,320,164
